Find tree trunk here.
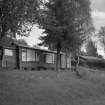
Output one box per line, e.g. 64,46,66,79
65,50,71,70
12,30,16,38
0,24,6,40
56,45,61,72
65,53,67,70
69,53,72,70
75,55,81,77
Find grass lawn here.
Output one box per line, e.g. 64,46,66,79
0,67,105,105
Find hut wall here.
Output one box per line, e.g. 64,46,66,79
2,48,17,69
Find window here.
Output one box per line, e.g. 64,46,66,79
21,48,39,62
46,53,55,64
27,49,35,61
22,48,27,61
4,49,13,56
35,52,39,62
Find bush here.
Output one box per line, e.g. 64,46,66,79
86,60,105,69
79,57,105,70
72,56,105,70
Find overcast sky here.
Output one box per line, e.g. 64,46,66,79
21,0,105,46
91,0,105,31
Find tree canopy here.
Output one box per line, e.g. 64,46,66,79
98,26,105,52
86,39,98,57
0,0,40,38
38,0,93,70
39,0,92,50
16,39,28,46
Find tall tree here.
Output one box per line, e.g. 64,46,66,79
38,0,92,71
98,26,105,53
86,39,98,56
0,0,40,39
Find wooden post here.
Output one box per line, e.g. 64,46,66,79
69,53,72,70
75,54,81,77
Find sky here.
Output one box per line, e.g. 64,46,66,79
91,0,105,31
90,0,105,56
19,0,105,47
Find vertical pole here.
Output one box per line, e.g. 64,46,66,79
69,53,71,70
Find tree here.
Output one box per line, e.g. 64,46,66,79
16,39,28,46
86,39,98,56
38,0,92,71
0,0,40,39
98,26,105,53
33,44,40,49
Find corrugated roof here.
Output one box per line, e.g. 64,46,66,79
0,37,64,54
14,41,58,54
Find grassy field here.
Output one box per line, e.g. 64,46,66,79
1,67,105,105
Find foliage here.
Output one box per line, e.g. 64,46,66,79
16,39,28,45
86,39,98,57
33,45,40,48
98,26,105,52
38,0,92,71
77,55,105,69
0,0,40,38
85,57,105,69
98,55,103,59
